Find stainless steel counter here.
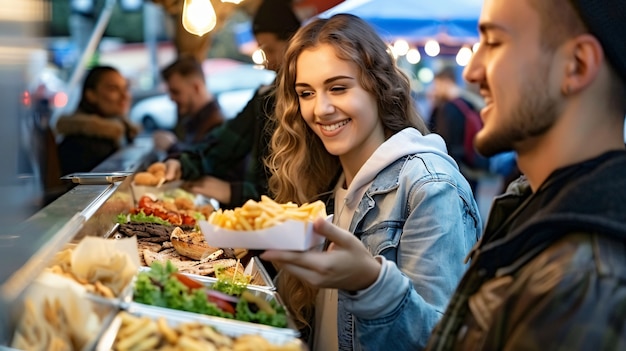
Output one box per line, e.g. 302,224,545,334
0,135,157,344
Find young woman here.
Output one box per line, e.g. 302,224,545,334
56,66,140,175
262,14,483,350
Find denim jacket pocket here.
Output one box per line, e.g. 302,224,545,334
358,221,403,259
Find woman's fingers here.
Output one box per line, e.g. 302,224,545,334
261,249,323,269
312,218,359,249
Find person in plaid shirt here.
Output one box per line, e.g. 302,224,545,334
163,0,300,209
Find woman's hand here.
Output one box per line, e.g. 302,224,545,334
164,159,182,181
261,218,381,292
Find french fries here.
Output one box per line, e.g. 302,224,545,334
208,196,326,231
113,312,303,351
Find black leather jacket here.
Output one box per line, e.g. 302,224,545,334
427,150,626,351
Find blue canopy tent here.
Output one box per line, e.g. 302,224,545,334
318,0,483,45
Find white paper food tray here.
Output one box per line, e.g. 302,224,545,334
199,217,328,251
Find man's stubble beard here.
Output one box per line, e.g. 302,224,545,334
475,61,561,157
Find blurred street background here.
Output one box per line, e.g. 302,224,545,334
1,0,513,227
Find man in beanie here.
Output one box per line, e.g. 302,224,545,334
163,0,301,210
423,0,626,349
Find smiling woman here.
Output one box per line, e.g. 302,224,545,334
263,13,482,350
55,66,141,175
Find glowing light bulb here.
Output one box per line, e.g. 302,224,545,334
221,0,244,3
182,0,217,36
424,40,440,57
456,46,473,66
252,48,266,65
406,48,421,64
472,42,480,52
418,67,434,84
393,39,410,56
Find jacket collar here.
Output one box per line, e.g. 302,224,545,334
473,150,626,276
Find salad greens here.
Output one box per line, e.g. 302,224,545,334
212,265,251,296
116,211,171,226
133,261,288,328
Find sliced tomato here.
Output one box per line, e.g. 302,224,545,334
206,290,238,314
167,213,182,225
182,214,196,226
174,273,204,290
138,196,155,209
209,297,236,314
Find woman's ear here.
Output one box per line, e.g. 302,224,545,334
561,34,604,95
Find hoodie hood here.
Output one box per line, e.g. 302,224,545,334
343,128,456,209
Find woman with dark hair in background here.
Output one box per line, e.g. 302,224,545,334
56,66,140,175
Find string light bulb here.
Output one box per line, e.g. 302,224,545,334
252,48,266,65
406,48,421,64
182,0,217,36
393,39,410,56
424,40,440,57
456,46,473,66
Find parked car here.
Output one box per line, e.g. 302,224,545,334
130,59,275,131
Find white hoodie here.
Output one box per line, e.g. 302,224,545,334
314,127,455,351
334,127,455,230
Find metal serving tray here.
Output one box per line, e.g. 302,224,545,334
125,269,298,335
95,304,304,351
8,286,119,351
244,256,275,290
60,172,133,185
168,256,276,290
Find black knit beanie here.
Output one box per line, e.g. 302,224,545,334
569,0,626,83
252,0,301,40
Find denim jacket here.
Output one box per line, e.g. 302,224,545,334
332,129,482,351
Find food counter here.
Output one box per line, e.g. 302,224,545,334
0,136,158,345
0,136,306,350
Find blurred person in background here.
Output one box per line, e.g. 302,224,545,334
56,66,140,175
429,66,488,193
153,56,226,154
260,14,481,350
163,0,301,209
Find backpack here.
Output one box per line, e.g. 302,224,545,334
449,98,490,171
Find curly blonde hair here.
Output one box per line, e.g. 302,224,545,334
265,13,428,332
